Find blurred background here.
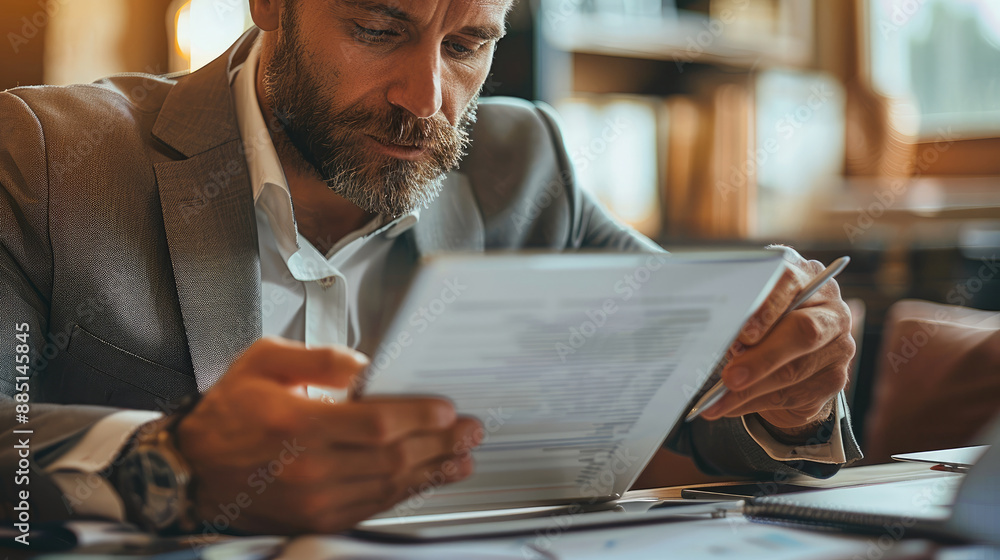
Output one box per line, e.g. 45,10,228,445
1,0,998,474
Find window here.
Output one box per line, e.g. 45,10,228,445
869,0,1000,139
170,0,253,72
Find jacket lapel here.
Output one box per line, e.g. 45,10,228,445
152,30,262,391
366,172,485,353
411,172,486,255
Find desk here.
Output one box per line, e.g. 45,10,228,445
625,461,957,501
15,463,998,560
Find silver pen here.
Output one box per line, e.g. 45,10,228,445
684,256,851,422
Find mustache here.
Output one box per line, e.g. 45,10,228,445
330,103,461,149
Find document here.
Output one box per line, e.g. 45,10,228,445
522,518,879,560
360,251,786,516
281,518,880,560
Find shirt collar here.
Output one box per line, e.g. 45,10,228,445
230,39,419,260
232,39,287,206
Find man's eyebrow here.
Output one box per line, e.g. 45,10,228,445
341,0,412,22
341,0,505,41
458,24,506,42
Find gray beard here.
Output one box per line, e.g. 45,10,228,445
261,12,477,218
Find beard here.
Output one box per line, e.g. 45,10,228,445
261,8,477,219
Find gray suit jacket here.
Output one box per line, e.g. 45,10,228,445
0,30,861,522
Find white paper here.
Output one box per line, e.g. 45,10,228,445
281,518,875,560
362,252,785,515
524,518,873,560
277,536,525,560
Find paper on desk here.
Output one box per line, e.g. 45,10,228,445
61,522,152,548
362,252,786,515
277,535,525,559
201,536,287,560
524,518,872,560
281,518,876,560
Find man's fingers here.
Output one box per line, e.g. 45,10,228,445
281,452,475,530
201,393,467,456
233,450,475,534
723,306,850,392
337,453,476,514
710,362,847,422
228,337,369,387
317,398,461,445
312,417,483,480
707,354,822,418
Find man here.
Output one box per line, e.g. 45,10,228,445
0,0,860,536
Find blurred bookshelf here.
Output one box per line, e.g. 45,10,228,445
534,0,844,245
539,0,813,71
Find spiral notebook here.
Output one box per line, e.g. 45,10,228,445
743,477,961,539
744,440,999,544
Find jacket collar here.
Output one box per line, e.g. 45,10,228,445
151,28,259,157
153,28,263,391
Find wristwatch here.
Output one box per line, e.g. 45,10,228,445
114,392,201,534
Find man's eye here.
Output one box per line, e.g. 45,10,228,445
445,41,481,59
354,24,398,43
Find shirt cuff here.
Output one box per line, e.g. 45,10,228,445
741,392,848,465
44,410,163,520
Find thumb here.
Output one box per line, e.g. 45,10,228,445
228,337,369,388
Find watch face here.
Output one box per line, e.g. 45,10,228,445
120,447,182,530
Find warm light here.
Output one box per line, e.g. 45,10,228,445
174,0,192,62
188,0,253,71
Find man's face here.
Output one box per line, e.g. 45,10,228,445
262,0,510,218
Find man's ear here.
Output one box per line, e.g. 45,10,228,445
249,0,281,31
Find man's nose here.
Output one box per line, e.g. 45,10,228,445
386,48,443,119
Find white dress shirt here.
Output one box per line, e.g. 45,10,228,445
44,38,846,519
233,40,418,401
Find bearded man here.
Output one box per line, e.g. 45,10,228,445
0,0,860,535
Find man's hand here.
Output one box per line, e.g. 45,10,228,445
175,337,482,535
701,248,856,432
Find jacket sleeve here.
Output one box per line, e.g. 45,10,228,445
0,91,122,521
531,100,862,479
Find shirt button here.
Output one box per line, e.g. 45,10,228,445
318,276,337,289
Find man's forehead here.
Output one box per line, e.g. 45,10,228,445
339,0,514,23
